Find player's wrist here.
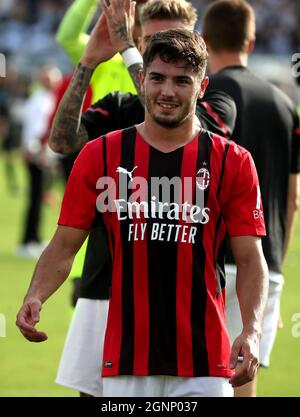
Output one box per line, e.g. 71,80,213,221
23,294,42,306
242,324,262,339
79,55,100,70
119,42,135,53
121,46,143,69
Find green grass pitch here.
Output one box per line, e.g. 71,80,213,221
0,153,299,396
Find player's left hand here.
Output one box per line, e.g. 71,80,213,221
229,331,260,387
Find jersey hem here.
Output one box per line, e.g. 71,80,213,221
55,378,102,397
102,369,234,378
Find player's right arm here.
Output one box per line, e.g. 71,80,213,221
17,140,103,342
16,226,88,342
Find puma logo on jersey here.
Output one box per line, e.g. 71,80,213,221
104,361,113,368
116,166,138,182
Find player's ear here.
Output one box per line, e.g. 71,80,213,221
247,38,256,54
137,36,143,54
202,35,210,52
139,70,145,94
198,76,209,99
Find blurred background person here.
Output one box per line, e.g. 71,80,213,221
202,0,300,397
0,68,29,194
17,65,62,258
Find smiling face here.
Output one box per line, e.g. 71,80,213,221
142,56,208,128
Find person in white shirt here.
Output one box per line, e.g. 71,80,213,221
17,65,61,258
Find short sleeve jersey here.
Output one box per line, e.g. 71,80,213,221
58,126,265,377
78,90,237,299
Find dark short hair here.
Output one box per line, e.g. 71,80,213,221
143,28,208,79
139,0,197,30
202,0,255,53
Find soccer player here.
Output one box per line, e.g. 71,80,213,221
17,28,268,397
202,0,300,397
48,0,237,397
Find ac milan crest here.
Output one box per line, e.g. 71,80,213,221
196,167,210,190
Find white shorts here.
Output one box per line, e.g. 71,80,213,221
225,265,283,367
56,300,232,397
56,298,109,397
103,376,233,397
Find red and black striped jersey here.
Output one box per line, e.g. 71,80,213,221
59,126,265,377
80,90,236,300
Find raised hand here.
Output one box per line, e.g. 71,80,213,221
100,0,136,52
80,11,118,69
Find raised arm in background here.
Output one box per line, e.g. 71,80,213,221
49,63,94,154
49,10,118,154
49,0,139,154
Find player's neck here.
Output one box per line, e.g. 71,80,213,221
136,115,201,153
208,51,248,75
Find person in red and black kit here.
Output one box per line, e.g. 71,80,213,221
51,0,237,397
17,28,269,397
